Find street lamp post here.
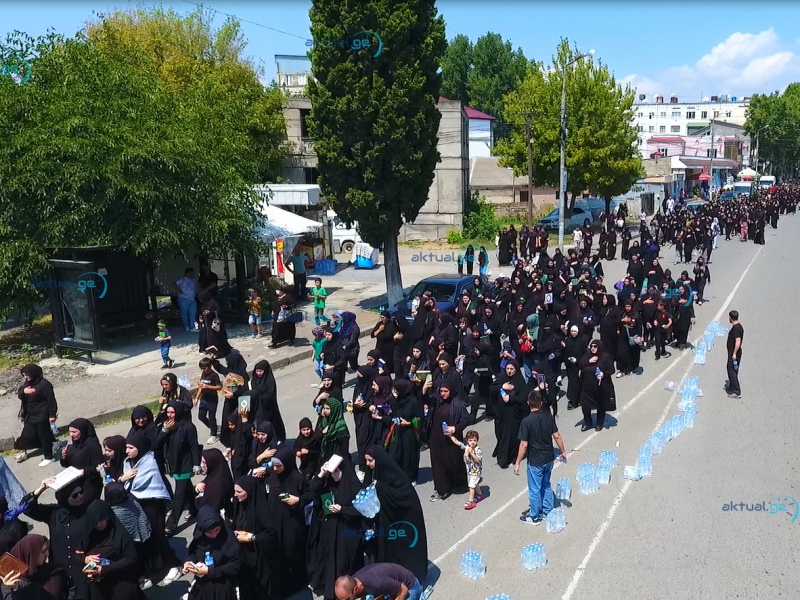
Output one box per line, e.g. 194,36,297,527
558,49,595,250
754,124,769,174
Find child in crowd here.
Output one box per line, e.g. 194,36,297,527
245,288,262,338
461,430,484,510
499,339,516,370
311,327,326,384
293,417,321,479
197,357,223,445
309,277,328,325
155,321,174,369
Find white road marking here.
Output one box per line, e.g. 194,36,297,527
432,244,762,574
560,245,762,600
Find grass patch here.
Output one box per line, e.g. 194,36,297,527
399,240,424,248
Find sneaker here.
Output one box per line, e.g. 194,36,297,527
615,372,624,378
519,514,543,525
14,451,28,463
185,327,192,332
727,392,741,398
429,492,449,502
475,494,486,503
37,458,56,467
464,500,477,510
140,578,153,591
160,567,182,586
168,360,175,368
161,363,169,369
206,436,219,445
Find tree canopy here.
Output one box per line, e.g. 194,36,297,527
745,84,800,179
307,0,446,304
439,32,528,119
495,39,642,214
0,7,288,320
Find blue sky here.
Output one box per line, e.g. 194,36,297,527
3,1,800,101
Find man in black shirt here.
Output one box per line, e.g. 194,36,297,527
335,563,423,600
726,310,744,397
515,389,566,525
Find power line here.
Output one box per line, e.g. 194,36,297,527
180,0,309,42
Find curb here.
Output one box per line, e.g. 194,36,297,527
0,326,377,452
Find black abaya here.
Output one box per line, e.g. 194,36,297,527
429,390,470,496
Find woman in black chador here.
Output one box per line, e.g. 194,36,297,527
82,500,140,600
616,299,642,377
198,295,232,358
576,340,616,432
428,383,470,502
382,379,422,484
490,360,528,469
363,446,428,582
184,506,241,600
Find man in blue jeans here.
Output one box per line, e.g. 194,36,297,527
515,389,566,525
335,563,424,600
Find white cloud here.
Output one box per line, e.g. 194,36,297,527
624,29,800,101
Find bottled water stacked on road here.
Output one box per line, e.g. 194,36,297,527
693,342,707,365
649,431,665,455
555,477,571,500
485,595,511,600
623,465,642,480
638,444,653,477
459,550,485,580
546,508,567,533
577,462,599,494
520,543,547,570
352,484,380,518
599,450,618,468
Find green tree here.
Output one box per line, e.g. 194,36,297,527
467,33,528,119
440,34,472,105
0,15,286,320
745,86,800,179
496,39,641,220
307,0,446,304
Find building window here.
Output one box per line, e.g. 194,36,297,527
686,111,696,119
659,126,666,133
649,126,654,132
713,111,720,118
649,113,654,119
637,139,642,145
300,108,311,139
660,112,666,117
637,125,644,132
671,125,680,133
701,111,708,118
725,111,731,117
672,111,680,117
658,147,669,156
304,167,319,184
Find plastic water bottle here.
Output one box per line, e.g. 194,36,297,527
546,508,567,533
599,450,618,469
595,367,602,383
442,422,449,435
486,596,512,600
579,471,599,494
50,422,59,436
663,380,677,391
204,552,214,568
694,344,707,365
639,444,651,461
459,550,485,579
623,465,642,480
684,404,697,428
596,464,611,484
261,460,273,469
521,543,546,570
555,478,571,500
638,455,653,477
577,462,596,479
649,432,664,455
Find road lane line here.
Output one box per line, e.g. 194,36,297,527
433,244,763,568
559,245,762,600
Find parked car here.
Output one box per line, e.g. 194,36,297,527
537,206,595,230
389,273,495,323
686,199,708,212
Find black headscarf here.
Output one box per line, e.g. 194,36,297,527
128,405,157,441
266,445,298,490
84,499,132,555
102,435,127,480
188,505,239,563
69,418,98,449
20,364,43,385
200,448,234,516
232,475,270,534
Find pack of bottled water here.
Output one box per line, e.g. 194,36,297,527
684,404,697,428
649,432,665,455
693,344,707,365
663,380,677,391
623,465,642,480
596,464,611,484
670,415,684,438
555,478,571,500
599,450,618,469
659,422,672,442
680,377,700,394
546,508,567,533
708,320,728,337
352,484,380,518
520,543,547,570
485,595,511,600
577,462,596,479
703,332,715,350
638,455,653,477
678,388,698,411
459,550,486,580
578,471,599,494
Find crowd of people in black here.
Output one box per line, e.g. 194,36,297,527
2,182,797,600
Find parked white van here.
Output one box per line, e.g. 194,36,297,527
328,210,363,254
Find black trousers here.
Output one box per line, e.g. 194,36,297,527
581,399,605,428
653,326,668,356
166,477,197,530
295,272,307,300
14,420,54,459
726,352,742,395
346,351,360,371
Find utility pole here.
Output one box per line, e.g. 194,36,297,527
708,120,714,201
526,114,534,226
558,64,568,250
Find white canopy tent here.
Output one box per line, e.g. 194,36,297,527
737,168,759,180
256,205,322,283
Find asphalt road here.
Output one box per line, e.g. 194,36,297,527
8,218,798,600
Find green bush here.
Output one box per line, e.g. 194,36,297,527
446,230,464,244
463,190,499,241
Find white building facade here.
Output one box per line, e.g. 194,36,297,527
632,93,750,157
